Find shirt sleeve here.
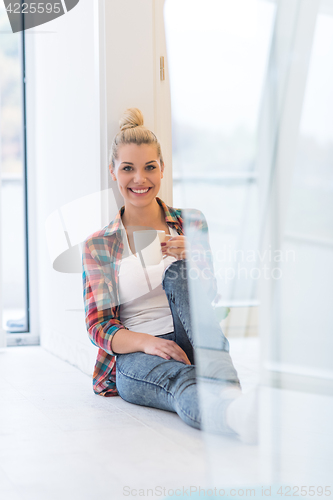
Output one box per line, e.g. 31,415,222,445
82,238,127,356
182,209,218,303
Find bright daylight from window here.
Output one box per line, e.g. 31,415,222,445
0,4,28,336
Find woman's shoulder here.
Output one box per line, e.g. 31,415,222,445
84,206,124,248
83,223,120,262
171,205,208,229
180,207,206,221
159,197,206,227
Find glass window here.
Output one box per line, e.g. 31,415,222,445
0,6,29,334
281,7,333,373
286,12,333,243
164,0,276,310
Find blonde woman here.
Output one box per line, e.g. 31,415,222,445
82,108,257,443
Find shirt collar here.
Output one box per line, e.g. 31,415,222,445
104,197,181,239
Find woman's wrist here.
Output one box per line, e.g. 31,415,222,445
111,327,149,355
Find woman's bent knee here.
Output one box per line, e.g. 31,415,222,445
116,354,201,428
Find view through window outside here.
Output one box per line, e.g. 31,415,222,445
164,0,276,339
0,6,28,334
280,6,333,373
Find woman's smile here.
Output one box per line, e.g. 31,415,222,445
128,187,153,195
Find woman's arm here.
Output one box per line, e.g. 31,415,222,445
83,238,190,364
82,239,127,355
111,328,191,365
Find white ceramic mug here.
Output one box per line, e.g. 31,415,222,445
133,230,165,266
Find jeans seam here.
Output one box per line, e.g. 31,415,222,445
117,365,200,426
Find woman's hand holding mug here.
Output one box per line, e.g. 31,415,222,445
161,235,188,260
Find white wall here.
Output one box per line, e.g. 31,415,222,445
25,0,103,373
105,0,173,208
25,0,172,374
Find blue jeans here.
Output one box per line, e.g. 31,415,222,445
115,259,240,432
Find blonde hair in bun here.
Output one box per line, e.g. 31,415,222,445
119,108,144,131
109,108,164,169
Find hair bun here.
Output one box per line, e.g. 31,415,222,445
119,108,144,131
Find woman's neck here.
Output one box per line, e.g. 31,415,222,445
121,198,165,228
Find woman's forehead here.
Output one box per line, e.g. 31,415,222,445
117,143,160,163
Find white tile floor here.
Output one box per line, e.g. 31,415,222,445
0,340,261,500
1,341,331,500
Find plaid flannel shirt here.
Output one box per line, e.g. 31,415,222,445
82,197,217,396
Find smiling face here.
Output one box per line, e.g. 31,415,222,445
110,143,164,207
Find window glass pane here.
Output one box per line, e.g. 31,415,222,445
164,0,276,305
164,0,276,177
286,12,333,242
281,7,333,373
164,0,276,464
0,7,28,333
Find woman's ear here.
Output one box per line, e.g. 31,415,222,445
161,162,165,178
109,164,117,182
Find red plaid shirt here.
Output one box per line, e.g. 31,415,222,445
82,197,217,396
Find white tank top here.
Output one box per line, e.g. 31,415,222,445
118,225,179,336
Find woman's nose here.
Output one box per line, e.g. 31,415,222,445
133,170,147,183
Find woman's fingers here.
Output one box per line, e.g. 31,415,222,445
161,236,188,260
167,352,190,364
147,338,191,365
154,350,171,361
163,341,191,365
154,347,185,363
162,237,185,249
